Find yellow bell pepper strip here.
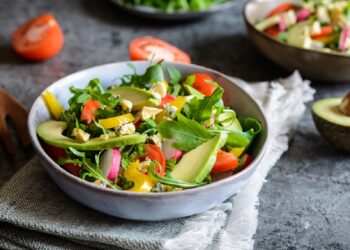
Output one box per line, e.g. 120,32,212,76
42,90,64,120
155,96,187,123
124,160,154,192
230,147,245,158
171,96,186,111
99,113,135,129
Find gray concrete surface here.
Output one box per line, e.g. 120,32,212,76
0,0,349,249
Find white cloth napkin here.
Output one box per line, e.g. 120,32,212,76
163,72,315,250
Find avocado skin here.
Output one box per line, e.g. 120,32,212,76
37,120,147,151
312,112,350,153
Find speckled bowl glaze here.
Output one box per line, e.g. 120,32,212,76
110,0,237,20
28,61,268,221
244,0,350,83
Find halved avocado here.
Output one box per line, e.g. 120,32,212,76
108,86,160,110
37,120,147,151
312,98,350,153
172,133,228,183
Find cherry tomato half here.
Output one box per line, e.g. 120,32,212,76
265,26,281,38
211,150,239,173
80,99,101,125
267,3,296,18
12,13,64,61
191,73,217,96
129,36,191,64
145,144,166,177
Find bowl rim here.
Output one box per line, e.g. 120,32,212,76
243,0,350,60
28,61,269,198
111,0,236,15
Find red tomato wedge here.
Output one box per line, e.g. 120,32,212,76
191,73,217,96
42,142,67,159
211,150,239,173
265,26,280,38
63,163,81,176
160,94,176,107
129,37,191,64
80,99,101,125
312,26,333,39
145,144,166,177
12,13,64,61
267,3,296,18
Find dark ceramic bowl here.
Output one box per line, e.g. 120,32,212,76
110,0,237,20
244,0,350,83
28,61,268,221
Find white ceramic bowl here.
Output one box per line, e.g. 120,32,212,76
28,61,268,221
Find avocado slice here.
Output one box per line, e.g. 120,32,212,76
218,110,243,131
286,20,312,49
37,120,147,151
172,133,228,183
108,86,160,110
312,98,350,153
183,85,205,99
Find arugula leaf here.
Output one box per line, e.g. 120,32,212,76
167,65,181,85
208,118,262,148
167,65,183,96
158,113,212,151
120,62,165,88
137,119,158,135
140,62,165,83
184,87,224,123
57,148,120,190
148,163,206,189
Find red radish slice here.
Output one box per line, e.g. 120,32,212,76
279,15,286,31
162,139,183,160
339,27,350,52
296,9,311,22
100,149,121,181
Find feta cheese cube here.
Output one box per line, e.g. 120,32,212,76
141,106,163,120
149,81,167,99
72,128,90,143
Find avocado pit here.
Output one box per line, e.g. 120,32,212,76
312,94,350,153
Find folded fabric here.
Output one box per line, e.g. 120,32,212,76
0,72,315,250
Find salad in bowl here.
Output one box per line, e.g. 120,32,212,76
255,0,350,54
37,62,261,193
29,61,267,220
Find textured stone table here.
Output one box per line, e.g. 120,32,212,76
0,0,349,249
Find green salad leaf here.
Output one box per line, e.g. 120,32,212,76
158,113,212,151
184,87,224,123
148,163,207,189
120,62,165,89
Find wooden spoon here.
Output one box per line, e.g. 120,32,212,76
0,88,30,155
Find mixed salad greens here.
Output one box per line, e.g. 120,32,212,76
255,0,350,54
38,63,261,192
118,0,230,12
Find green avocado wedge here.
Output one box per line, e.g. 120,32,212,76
172,132,228,183
312,98,350,153
37,120,147,151
108,86,160,110
183,85,205,99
